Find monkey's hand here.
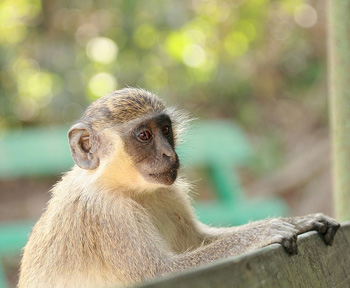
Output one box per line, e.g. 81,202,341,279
260,214,340,255
285,213,340,246
262,219,300,255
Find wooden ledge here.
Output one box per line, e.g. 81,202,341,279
137,222,350,288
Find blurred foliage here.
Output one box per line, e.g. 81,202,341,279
0,0,327,173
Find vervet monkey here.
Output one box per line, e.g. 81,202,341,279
19,88,340,288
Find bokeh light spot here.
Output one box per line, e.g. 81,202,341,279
133,24,159,49
182,44,207,68
88,72,117,100
294,4,317,28
86,37,118,64
224,32,249,58
165,32,191,61
18,71,53,100
14,98,38,121
0,0,41,44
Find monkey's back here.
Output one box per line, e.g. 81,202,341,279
18,172,130,288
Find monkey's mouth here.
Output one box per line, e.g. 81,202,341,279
148,167,178,185
149,170,177,178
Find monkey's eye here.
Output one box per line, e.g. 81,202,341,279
162,125,170,136
138,131,152,142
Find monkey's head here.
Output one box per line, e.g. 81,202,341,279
68,88,183,190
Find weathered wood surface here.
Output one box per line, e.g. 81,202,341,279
137,222,350,288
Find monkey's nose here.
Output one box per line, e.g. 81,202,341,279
162,147,179,168
162,149,178,163
157,136,177,163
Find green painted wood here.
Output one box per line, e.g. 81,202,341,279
137,222,350,288
0,221,34,255
0,222,35,288
0,126,73,178
195,198,287,226
0,265,8,288
329,0,350,222
177,120,252,168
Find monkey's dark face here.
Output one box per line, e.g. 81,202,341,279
121,114,180,186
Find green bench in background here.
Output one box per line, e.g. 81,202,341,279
0,222,33,288
0,120,287,287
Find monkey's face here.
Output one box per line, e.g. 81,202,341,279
121,114,180,186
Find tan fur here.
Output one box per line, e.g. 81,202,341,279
18,88,340,288
97,131,151,191
82,88,165,127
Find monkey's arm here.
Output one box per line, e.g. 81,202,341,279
171,218,298,269
197,213,340,255
111,203,337,276
98,200,294,280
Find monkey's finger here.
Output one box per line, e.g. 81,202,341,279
311,221,327,234
323,223,340,246
281,235,298,255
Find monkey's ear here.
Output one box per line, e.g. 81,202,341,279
68,123,99,170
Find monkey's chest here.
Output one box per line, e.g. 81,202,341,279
150,209,201,253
